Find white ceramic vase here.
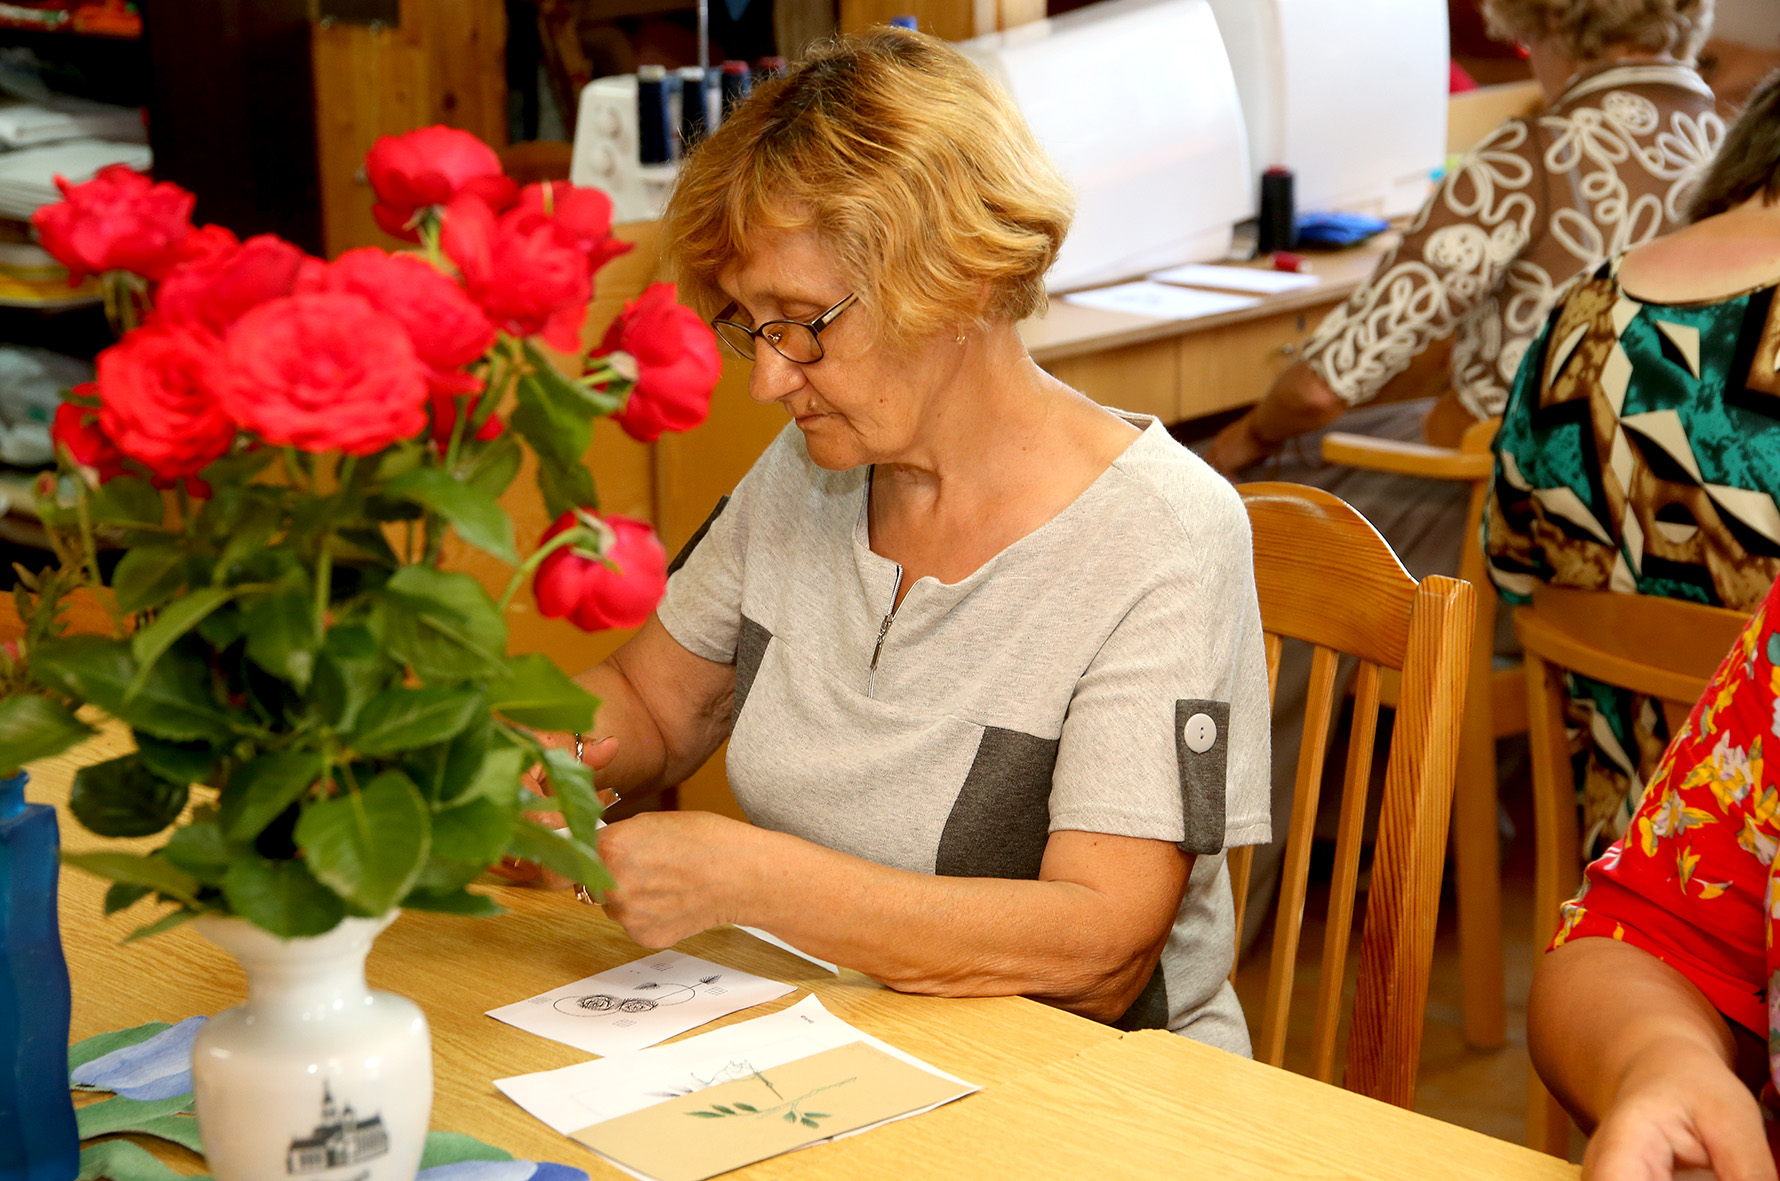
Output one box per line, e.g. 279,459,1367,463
190,914,432,1181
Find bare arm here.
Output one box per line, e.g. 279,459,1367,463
562,615,735,799
599,815,1193,1022
1204,361,1347,475
1530,937,1774,1181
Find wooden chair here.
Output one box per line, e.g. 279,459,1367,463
1321,416,1515,1050
1230,482,1474,1108
1515,584,1749,1155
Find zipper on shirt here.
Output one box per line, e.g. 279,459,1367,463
867,565,903,697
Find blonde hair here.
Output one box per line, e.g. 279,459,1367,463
1481,0,1714,62
660,28,1074,343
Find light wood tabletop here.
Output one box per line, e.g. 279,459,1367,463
39,722,1578,1179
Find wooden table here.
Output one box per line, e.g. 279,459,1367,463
40,724,1577,1179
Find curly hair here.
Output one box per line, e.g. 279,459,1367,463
1481,0,1714,62
659,28,1074,344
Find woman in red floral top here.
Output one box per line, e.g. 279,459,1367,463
1531,574,1780,1179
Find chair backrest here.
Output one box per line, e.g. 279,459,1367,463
1235,481,1474,1108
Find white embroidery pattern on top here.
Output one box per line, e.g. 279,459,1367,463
1304,65,1724,421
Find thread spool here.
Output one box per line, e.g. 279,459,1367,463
1257,165,1296,255
720,60,752,118
677,65,712,151
636,65,673,166
755,55,788,81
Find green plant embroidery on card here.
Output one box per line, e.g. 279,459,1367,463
685,1064,855,1130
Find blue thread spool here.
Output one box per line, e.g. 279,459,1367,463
678,65,713,151
636,65,674,165
720,60,752,119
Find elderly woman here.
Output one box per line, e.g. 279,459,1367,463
1206,0,1724,950
548,30,1272,1052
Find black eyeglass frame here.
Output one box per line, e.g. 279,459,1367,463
710,293,859,364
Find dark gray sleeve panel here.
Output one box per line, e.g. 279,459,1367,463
1112,962,1170,1032
732,615,771,722
667,495,730,577
935,726,1059,880
1174,699,1230,855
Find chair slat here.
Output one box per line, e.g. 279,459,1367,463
1310,659,1382,1082
1258,642,1341,1068
1264,632,1283,703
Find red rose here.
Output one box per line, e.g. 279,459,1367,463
213,292,430,456
306,248,495,395
365,126,518,242
31,164,197,283
154,233,308,335
513,181,633,278
596,282,722,443
441,195,590,351
94,324,236,479
51,391,127,482
533,510,668,632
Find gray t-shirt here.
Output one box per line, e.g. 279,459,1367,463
657,414,1272,1054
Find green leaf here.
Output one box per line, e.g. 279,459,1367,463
454,743,526,806
161,816,234,886
352,686,483,757
311,624,391,732
336,526,401,567
295,770,430,916
109,542,186,615
133,734,219,786
381,566,507,682
69,754,188,838
489,654,598,731
525,340,625,417
221,857,344,938
122,908,198,943
103,881,153,914
463,433,523,502
504,817,611,892
536,459,601,520
537,744,604,847
713,1105,735,1115
127,586,237,696
513,368,593,471
732,1103,757,1113
783,1111,798,1124
88,477,164,527
200,446,277,488
0,693,95,774
386,467,518,565
399,886,502,917
429,795,516,869
31,635,231,744
243,583,319,692
219,749,324,842
61,851,199,905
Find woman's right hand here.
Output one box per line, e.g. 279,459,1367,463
1584,1042,1775,1181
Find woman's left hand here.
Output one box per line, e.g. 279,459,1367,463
598,811,759,947
1204,412,1276,477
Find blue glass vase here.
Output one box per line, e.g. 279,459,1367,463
0,768,79,1181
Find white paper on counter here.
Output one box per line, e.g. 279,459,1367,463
485,950,795,1056
494,995,976,1135
1062,280,1260,321
735,926,839,974
1148,262,1321,294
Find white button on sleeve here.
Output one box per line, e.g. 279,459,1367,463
1183,712,1218,754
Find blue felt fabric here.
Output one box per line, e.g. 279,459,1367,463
68,1016,206,1101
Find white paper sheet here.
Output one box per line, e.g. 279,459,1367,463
485,951,796,1056
1147,262,1321,295
494,995,975,1135
734,926,838,974
1061,280,1260,322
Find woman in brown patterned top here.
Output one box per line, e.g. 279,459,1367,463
1208,0,1723,477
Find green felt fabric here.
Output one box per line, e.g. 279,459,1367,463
419,1130,516,1167
77,1140,208,1181
77,1095,196,1141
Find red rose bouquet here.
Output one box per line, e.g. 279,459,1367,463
1,128,722,939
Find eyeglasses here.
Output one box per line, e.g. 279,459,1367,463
711,293,858,364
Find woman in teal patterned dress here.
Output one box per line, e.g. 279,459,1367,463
1485,72,1780,856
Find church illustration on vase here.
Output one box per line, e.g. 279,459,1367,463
285,1082,390,1174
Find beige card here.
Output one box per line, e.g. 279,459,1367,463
570,1040,972,1181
